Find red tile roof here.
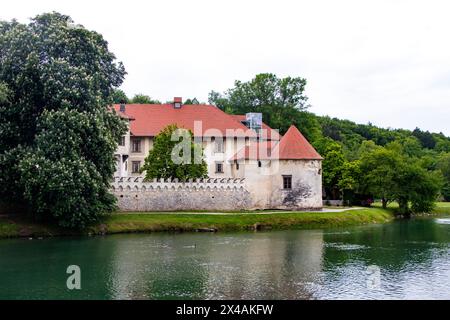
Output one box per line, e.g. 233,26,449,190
111,106,135,120
272,125,323,160
231,125,322,161
113,104,256,137
229,115,281,141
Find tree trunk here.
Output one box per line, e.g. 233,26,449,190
382,198,387,209
398,198,410,217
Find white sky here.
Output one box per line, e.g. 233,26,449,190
2,0,450,135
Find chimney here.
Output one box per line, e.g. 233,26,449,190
119,103,126,112
173,97,182,109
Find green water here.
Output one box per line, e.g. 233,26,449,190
0,216,449,299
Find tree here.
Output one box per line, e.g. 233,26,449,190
184,98,200,104
0,82,10,104
393,162,442,214
437,153,450,201
141,124,208,181
131,94,160,104
112,89,129,104
338,160,362,205
412,128,436,149
208,73,309,135
0,12,126,227
359,146,442,214
359,148,403,209
314,138,346,200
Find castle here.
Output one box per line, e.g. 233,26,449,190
112,97,323,211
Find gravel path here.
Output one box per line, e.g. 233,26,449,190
120,207,364,215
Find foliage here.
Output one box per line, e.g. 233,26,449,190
314,138,346,198
141,124,208,181
359,148,403,208
0,12,126,227
112,89,129,104
131,93,161,104
338,160,361,202
184,98,200,104
437,153,450,201
412,127,436,149
0,82,10,104
359,146,443,214
209,73,310,136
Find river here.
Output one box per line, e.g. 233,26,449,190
0,216,449,299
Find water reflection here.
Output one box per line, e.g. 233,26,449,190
107,231,324,299
0,217,448,299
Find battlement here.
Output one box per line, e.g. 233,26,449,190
111,176,250,211
111,176,246,193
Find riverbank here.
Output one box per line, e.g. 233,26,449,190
0,203,448,239
0,207,391,239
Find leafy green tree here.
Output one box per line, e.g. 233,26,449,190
393,162,443,214
0,12,126,227
338,160,361,204
131,94,160,104
184,98,200,104
437,153,450,201
141,124,208,181
112,89,129,104
359,148,403,209
412,127,436,149
315,138,346,200
359,146,442,213
208,73,309,135
0,82,10,104
399,136,423,158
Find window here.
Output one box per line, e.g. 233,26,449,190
119,136,125,146
214,138,224,153
283,175,292,189
132,139,142,153
215,162,224,173
132,161,141,173
258,161,262,168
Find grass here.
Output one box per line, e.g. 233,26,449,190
0,207,395,239
1,202,448,239
91,207,393,234
372,201,450,215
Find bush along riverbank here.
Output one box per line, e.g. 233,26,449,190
0,203,448,239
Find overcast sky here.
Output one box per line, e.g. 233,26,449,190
2,0,450,135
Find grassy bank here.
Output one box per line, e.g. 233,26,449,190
0,207,394,239
92,208,394,235
1,202,448,239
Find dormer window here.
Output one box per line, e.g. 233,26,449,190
173,97,182,109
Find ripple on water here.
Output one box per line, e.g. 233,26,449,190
435,218,450,225
325,242,370,250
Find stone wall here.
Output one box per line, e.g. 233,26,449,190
111,177,252,211
112,159,323,212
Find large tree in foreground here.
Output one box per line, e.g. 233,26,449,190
141,124,208,181
0,12,127,227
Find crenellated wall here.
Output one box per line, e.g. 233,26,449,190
111,159,323,212
111,177,252,211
